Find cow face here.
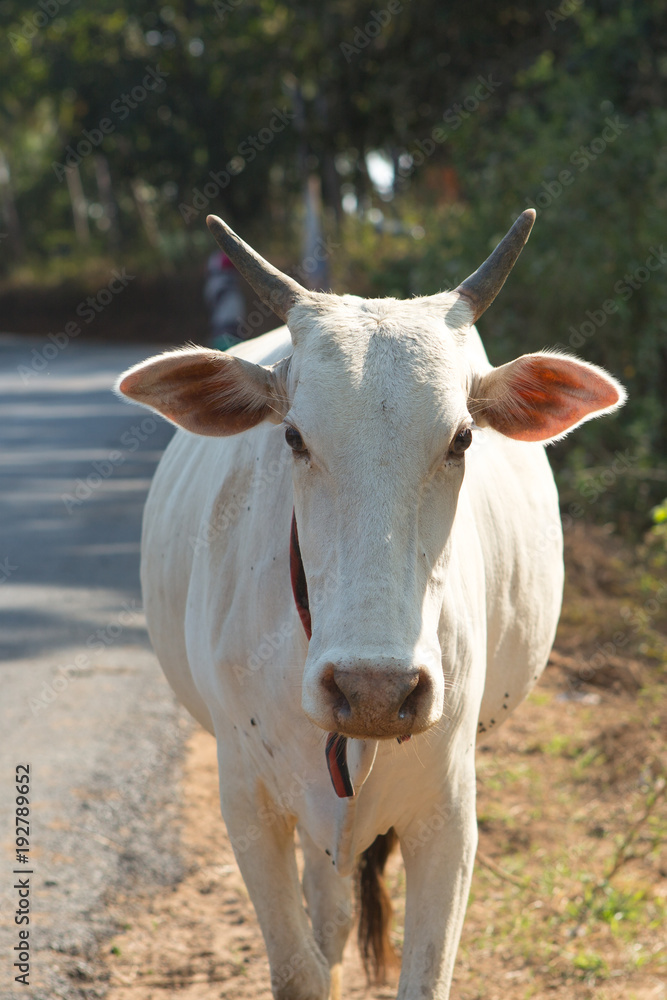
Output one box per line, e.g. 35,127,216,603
118,212,625,741
283,295,473,739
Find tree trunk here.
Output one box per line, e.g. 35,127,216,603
130,178,160,249
65,164,90,245
0,152,25,258
94,154,121,251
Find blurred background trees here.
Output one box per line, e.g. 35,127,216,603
1,0,666,530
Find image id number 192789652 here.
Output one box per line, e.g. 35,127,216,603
13,764,32,986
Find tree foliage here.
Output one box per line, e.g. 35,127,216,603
1,0,666,527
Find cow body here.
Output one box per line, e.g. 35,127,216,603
140,322,562,996
119,212,624,999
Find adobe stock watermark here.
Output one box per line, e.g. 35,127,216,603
9,0,70,52
534,451,640,554
233,620,298,685
545,0,584,31
271,901,353,994
29,601,142,715
556,245,667,351
233,568,337,685
576,450,639,507
0,556,18,584
397,75,501,179
525,116,628,211
17,269,135,383
213,0,245,20
235,234,341,340
574,578,667,684
83,745,175,827
230,769,318,855
52,66,169,180
403,802,456,856
340,0,407,63
179,107,296,223
621,582,667,638
61,417,159,514
189,448,290,555
271,952,309,995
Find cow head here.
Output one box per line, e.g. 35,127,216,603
118,211,625,741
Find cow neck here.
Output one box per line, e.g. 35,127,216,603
289,510,409,801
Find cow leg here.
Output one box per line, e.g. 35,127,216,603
299,825,354,1000
216,763,330,1000
396,778,478,1000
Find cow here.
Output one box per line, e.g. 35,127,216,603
117,209,625,1000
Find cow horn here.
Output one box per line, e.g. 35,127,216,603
206,215,308,323
455,209,536,323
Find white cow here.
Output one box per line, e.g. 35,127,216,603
117,210,624,1000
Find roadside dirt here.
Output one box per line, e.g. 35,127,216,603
98,524,667,1000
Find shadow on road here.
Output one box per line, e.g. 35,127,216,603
0,336,190,1000
0,336,174,660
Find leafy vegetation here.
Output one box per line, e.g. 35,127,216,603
1,1,666,530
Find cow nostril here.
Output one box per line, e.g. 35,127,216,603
398,669,431,721
321,666,351,720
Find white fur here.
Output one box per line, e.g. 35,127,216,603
120,298,623,999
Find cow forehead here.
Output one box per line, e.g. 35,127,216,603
288,292,470,350
286,294,472,431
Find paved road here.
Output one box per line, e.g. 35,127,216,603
0,336,189,1000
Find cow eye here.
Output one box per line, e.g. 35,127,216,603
451,427,472,455
285,426,307,453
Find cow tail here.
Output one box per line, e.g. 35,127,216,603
356,826,399,983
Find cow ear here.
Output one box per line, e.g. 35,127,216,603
470,352,626,443
115,347,288,436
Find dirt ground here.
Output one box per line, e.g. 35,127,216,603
98,524,667,1000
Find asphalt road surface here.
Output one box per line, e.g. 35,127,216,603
0,335,190,1000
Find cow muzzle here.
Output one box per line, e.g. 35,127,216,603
310,657,440,740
